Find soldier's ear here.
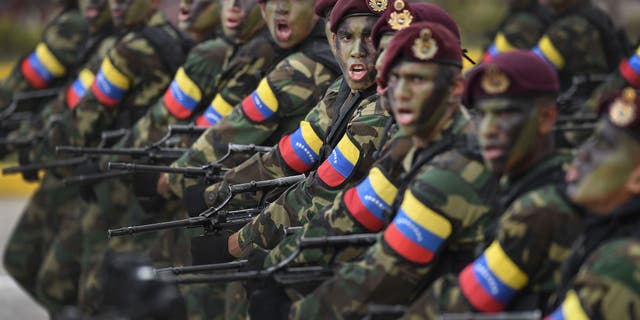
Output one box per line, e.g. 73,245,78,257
260,4,267,21
625,164,640,195
538,101,557,136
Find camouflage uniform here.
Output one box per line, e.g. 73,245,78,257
482,0,550,61
289,110,498,319
401,154,582,319
0,5,89,111
164,22,340,197
546,238,640,320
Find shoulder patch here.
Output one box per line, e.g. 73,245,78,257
163,67,202,119
66,68,95,109
317,133,361,188
196,94,235,126
278,121,323,173
459,241,529,312
241,78,279,123
91,57,131,107
532,35,565,70
343,166,397,232
383,190,452,264
545,290,589,320
21,43,67,89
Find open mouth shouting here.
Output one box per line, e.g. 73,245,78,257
225,13,242,29
85,6,101,19
481,145,505,161
179,6,191,22
394,106,416,127
275,19,292,42
349,63,368,82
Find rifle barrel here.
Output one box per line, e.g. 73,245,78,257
2,157,87,175
155,260,248,275
107,162,210,175
167,124,208,135
297,234,377,249
229,174,305,194
108,216,209,237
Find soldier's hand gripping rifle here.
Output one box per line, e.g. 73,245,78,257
107,174,306,237
0,87,63,122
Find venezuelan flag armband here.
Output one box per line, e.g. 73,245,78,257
532,36,565,71
241,78,279,123
343,167,397,232
383,190,453,264
20,43,67,89
278,121,323,173
91,57,131,107
317,133,361,188
620,47,640,89
163,67,203,119
483,32,515,62
458,241,529,312
66,68,95,109
545,290,589,320
196,94,235,126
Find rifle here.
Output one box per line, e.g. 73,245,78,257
107,162,227,183
0,129,130,175
147,124,208,149
57,146,189,160
0,87,63,121
155,260,248,275
170,233,377,285
107,174,306,237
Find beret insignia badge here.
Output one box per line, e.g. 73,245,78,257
389,0,413,31
609,87,637,127
369,0,388,13
412,28,438,60
481,66,510,94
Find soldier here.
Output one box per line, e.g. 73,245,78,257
288,21,498,319
532,0,625,111
157,0,341,200
178,0,220,42
258,0,466,269
0,0,89,111
482,0,551,62
586,45,640,112
545,88,640,319
401,50,583,319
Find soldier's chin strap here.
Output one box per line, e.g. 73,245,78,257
462,48,476,65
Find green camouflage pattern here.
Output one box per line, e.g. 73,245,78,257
402,182,581,318
0,8,89,110
484,6,549,57
550,238,640,319
165,44,339,197
289,110,498,319
235,92,388,251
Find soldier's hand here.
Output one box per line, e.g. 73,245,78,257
156,173,171,198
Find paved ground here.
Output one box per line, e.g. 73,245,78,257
0,197,48,319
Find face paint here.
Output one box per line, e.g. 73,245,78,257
566,121,640,211
221,0,264,42
261,0,318,49
477,97,539,176
386,60,450,140
325,15,336,57
81,0,112,31
375,33,393,74
178,0,219,33
109,0,152,28
334,15,378,92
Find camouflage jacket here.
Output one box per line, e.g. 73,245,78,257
289,109,498,319
532,3,622,92
401,153,582,319
0,8,89,110
129,28,287,148
483,4,551,61
546,238,640,320
165,22,339,197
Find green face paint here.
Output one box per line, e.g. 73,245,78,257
334,15,378,92
375,34,393,75
108,0,152,28
178,0,220,33
566,121,640,210
262,0,317,49
221,0,264,42
80,0,112,32
477,97,539,176
386,60,450,139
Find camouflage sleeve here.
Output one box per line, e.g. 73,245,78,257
130,39,234,147
532,15,608,73
234,97,390,250
545,239,640,320
402,187,580,318
71,32,173,146
483,12,546,61
1,10,88,108
165,53,337,197
290,156,494,319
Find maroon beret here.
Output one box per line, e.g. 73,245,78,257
329,0,383,33
371,0,460,48
598,87,640,141
463,50,559,107
315,0,339,18
377,21,462,88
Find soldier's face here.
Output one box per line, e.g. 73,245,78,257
477,97,539,176
387,61,449,138
566,121,640,213
80,0,112,31
334,16,378,92
178,0,219,32
221,0,264,42
375,34,393,74
109,0,152,28
260,0,318,49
